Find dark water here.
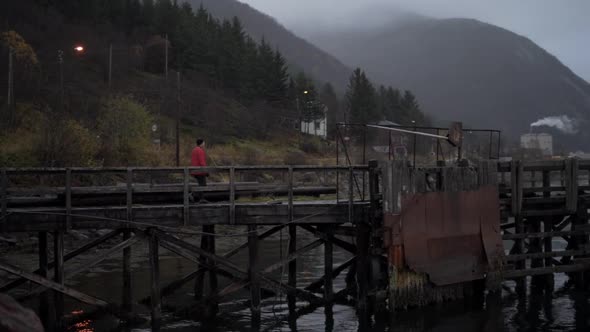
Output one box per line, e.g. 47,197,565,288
5,229,590,332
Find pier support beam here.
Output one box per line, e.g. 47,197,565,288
122,229,133,317
356,222,370,314
148,229,161,331
248,225,261,325
324,228,333,303
288,224,297,305
38,231,54,330
53,231,64,327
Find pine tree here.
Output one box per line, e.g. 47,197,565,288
320,83,340,138
345,68,378,126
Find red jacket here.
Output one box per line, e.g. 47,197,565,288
191,146,208,176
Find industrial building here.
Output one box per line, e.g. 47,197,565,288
520,133,553,156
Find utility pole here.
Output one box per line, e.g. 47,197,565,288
108,43,113,90
7,47,13,106
164,34,168,81
175,71,181,167
5,47,14,127
58,50,64,111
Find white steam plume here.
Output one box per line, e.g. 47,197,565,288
530,115,577,134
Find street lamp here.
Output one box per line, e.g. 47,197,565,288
73,45,85,53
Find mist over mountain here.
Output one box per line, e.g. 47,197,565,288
186,0,352,92
308,16,590,149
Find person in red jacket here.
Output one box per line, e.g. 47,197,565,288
191,138,208,202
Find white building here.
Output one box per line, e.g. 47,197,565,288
301,117,327,139
301,105,328,139
520,133,553,156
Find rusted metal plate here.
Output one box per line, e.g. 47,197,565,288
388,185,502,286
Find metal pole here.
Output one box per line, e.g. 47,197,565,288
388,131,392,161
336,126,339,202
362,127,367,200
58,50,64,111
108,43,113,89
164,34,168,81
175,71,180,167
497,132,502,159
413,123,417,168
488,131,493,159
7,47,13,107
436,129,440,162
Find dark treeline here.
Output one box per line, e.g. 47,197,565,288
346,68,429,127
45,0,290,105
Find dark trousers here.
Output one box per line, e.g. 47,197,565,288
193,175,207,201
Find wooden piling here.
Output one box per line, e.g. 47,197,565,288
194,229,208,300
356,223,370,313
122,230,132,316
324,228,333,302
288,167,297,305
53,231,64,324
248,224,261,321
207,225,218,316
38,231,53,329
542,171,554,291
148,229,161,331
65,169,72,231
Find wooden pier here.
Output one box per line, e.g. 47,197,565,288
1,160,589,330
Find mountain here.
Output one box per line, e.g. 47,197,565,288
309,17,590,149
186,0,352,92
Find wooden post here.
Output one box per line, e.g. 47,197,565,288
511,161,526,296
194,229,208,300
183,168,189,226
65,169,72,231
1,169,6,227
248,224,261,322
126,169,133,223
530,218,544,288
324,230,333,302
542,171,554,291
288,167,297,303
38,231,53,329
356,220,370,313
229,167,236,225
122,230,132,316
53,231,64,325
207,224,218,317
349,167,354,223
148,230,161,331
108,43,113,89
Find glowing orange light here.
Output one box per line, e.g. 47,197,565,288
71,310,84,315
74,45,85,53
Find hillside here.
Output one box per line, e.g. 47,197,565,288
186,0,352,92
310,17,590,150
0,0,334,167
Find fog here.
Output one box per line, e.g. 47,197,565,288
240,0,590,81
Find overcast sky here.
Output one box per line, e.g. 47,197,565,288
240,0,590,81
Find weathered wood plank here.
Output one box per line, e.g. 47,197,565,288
506,249,588,262
305,256,356,292
503,262,590,279
299,225,357,254
122,229,132,315
248,224,261,320
148,229,161,330
261,239,323,274
0,261,108,306
0,229,121,292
